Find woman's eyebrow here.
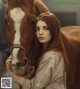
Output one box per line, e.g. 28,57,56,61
43,26,48,28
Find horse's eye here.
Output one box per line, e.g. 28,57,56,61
5,21,10,26
7,22,10,25
4,19,10,26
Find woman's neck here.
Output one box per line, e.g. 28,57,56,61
43,43,48,50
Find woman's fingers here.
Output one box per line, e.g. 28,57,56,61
24,65,35,79
29,67,35,74
30,66,35,70
6,55,13,64
25,65,35,73
6,55,13,73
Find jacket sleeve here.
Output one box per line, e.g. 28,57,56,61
22,54,57,89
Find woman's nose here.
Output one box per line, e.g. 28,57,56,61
39,29,43,35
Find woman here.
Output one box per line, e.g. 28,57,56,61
6,12,75,89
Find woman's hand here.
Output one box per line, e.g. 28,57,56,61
6,55,14,74
6,55,25,85
24,65,35,79
6,55,35,85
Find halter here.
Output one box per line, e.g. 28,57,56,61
35,12,53,20
10,44,32,65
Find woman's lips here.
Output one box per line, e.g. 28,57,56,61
38,37,45,40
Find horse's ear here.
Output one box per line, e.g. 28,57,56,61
3,0,9,3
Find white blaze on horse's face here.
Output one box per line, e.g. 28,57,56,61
10,8,25,74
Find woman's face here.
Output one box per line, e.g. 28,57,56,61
36,20,51,45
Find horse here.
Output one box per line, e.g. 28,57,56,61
4,0,80,89
4,0,49,89
4,0,49,76
61,26,80,89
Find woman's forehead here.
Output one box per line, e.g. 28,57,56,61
36,20,47,27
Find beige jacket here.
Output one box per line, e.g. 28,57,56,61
22,51,67,89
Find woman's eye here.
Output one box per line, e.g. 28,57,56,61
36,27,40,31
43,26,49,30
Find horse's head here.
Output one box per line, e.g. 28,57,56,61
4,0,36,75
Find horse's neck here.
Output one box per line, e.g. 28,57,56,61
34,0,49,15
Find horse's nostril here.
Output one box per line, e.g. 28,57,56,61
12,58,28,67
16,62,21,66
23,58,28,65
12,64,16,67
12,62,21,67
